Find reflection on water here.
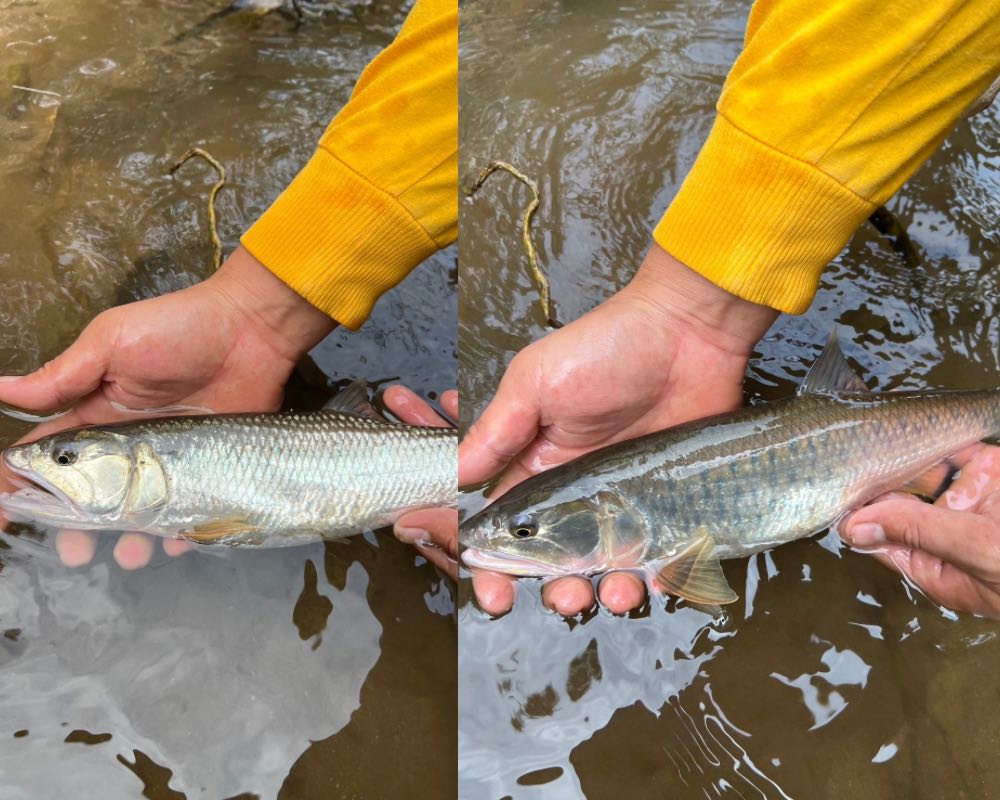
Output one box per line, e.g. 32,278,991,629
459,0,1000,797
1,1,456,797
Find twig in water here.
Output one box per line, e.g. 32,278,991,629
11,84,61,99
468,160,561,328
168,147,227,270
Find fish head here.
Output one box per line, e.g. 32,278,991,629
1,429,166,528
460,481,646,577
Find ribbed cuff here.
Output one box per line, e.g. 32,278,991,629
242,147,438,330
654,115,875,314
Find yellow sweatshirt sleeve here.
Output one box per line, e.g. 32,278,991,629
654,1,1000,314
241,0,456,330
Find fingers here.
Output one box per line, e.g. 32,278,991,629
541,577,595,615
440,390,458,421
458,356,541,487
383,385,453,428
55,529,190,569
113,532,155,570
471,570,516,616
598,572,646,614
55,530,97,567
869,544,999,617
843,497,1000,582
396,507,458,580
0,314,114,412
539,573,646,615
163,538,193,557
937,446,1000,513
471,572,646,616
396,507,457,554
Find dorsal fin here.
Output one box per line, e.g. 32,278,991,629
323,380,385,421
798,331,869,396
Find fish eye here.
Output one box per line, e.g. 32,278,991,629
51,446,77,466
509,516,537,539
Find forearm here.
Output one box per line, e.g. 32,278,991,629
656,0,1000,314
627,243,778,356
208,246,337,361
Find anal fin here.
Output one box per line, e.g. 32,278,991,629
651,535,738,605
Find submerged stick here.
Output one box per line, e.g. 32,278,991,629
168,147,227,270
11,85,62,99
468,160,561,328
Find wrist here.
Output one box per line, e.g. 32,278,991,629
206,245,337,361
622,243,778,358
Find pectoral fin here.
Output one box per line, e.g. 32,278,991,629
182,517,257,543
652,535,738,605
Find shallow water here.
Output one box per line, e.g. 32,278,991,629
0,2,456,797
459,1,1000,797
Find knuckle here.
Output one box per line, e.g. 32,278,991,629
896,514,923,550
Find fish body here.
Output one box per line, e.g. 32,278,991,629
1,409,456,547
459,337,1000,604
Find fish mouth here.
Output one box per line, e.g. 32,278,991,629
461,548,572,577
0,452,84,527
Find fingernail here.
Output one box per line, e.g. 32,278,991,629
849,522,885,547
395,527,429,545
0,376,22,383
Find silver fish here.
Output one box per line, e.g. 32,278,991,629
459,335,1000,604
0,389,456,547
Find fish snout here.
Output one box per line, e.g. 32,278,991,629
1,446,29,474
457,519,485,551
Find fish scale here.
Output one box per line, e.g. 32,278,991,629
617,390,1000,560
1,409,456,547
139,412,456,544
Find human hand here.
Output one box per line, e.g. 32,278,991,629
841,443,1000,617
459,244,777,616
390,386,459,579
0,245,336,568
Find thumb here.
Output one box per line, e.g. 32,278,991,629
395,507,458,557
458,359,541,486
843,498,1000,582
0,315,113,412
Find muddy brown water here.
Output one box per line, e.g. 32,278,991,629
0,2,456,797
459,1,1000,798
